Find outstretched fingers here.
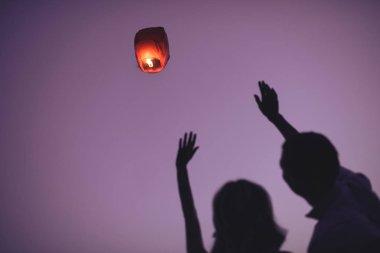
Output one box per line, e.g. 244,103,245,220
254,94,261,106
255,81,267,109
191,132,197,147
188,131,195,146
179,132,198,150
257,80,278,100
189,132,199,155
183,132,188,147
259,80,270,95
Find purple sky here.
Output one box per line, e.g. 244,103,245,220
1,1,380,252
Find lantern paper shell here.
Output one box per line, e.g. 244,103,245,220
134,27,170,73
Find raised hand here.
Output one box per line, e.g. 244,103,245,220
176,132,199,169
253,80,298,139
254,81,279,122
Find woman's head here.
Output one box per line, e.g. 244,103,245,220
211,180,285,253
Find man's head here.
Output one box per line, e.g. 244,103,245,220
280,132,340,205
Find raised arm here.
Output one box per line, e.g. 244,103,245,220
254,80,299,140
176,132,207,253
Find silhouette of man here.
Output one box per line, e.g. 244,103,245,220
254,81,380,253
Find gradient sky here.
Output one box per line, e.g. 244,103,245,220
1,1,380,252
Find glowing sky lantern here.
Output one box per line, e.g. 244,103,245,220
134,27,170,73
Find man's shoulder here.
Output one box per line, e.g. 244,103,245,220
339,167,371,187
308,167,380,252
314,211,377,234
309,213,380,253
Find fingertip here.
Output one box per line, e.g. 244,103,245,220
184,133,188,145
254,94,260,104
259,82,265,92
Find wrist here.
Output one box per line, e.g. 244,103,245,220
268,113,282,123
176,164,188,171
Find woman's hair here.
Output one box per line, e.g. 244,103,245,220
211,179,286,253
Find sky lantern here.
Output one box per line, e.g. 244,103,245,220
134,27,170,73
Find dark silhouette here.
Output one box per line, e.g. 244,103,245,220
280,133,340,206
254,81,380,253
176,132,290,253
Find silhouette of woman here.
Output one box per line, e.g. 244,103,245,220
176,132,290,253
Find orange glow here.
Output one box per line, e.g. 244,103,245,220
134,27,170,73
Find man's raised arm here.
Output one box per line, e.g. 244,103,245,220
254,80,299,140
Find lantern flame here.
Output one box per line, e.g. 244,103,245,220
146,58,154,68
